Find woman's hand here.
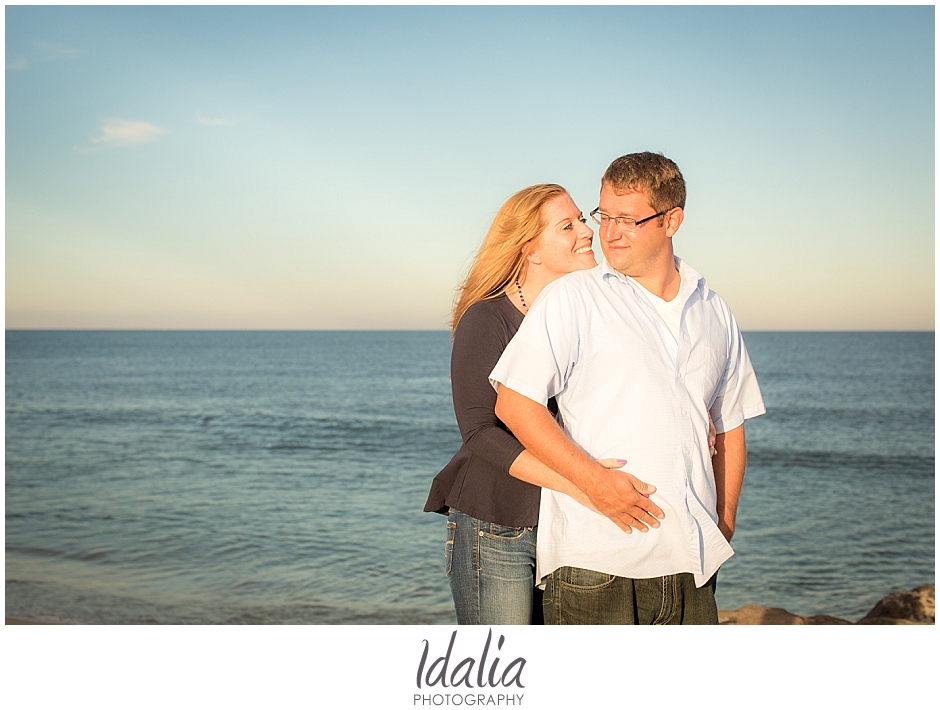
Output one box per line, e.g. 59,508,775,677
708,413,717,457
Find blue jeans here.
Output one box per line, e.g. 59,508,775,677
445,509,540,625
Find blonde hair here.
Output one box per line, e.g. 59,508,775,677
451,184,568,335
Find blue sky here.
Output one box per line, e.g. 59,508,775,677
5,5,935,329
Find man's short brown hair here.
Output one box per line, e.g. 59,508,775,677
601,152,686,213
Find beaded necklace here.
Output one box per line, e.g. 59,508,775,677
514,276,528,314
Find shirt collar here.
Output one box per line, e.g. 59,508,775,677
600,254,708,298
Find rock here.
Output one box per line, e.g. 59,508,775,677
857,584,934,625
803,614,854,625
719,585,934,625
718,605,802,624
719,605,851,625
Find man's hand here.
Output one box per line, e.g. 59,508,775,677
581,464,664,534
496,386,665,535
717,519,734,542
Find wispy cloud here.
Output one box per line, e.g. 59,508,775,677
196,111,238,127
6,58,27,71
78,119,169,152
34,40,81,61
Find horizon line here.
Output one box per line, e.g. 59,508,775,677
5,328,936,334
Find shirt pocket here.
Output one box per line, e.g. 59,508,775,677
686,344,727,405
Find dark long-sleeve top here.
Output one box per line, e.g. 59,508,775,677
424,294,556,527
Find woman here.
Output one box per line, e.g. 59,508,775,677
423,184,609,625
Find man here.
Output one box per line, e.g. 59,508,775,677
490,152,765,624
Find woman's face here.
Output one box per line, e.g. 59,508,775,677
529,193,596,278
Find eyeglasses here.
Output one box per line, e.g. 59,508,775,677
589,208,666,233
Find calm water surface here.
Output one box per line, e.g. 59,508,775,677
5,331,934,623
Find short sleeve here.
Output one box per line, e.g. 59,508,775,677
489,279,583,405
710,309,766,433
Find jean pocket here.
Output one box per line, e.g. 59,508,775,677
542,572,554,606
445,520,457,576
561,567,617,590
479,522,528,541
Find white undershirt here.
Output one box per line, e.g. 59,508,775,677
632,270,684,345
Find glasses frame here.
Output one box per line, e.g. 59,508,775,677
589,207,667,232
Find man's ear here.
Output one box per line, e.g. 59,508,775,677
665,207,684,238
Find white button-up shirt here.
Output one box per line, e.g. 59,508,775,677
489,256,766,587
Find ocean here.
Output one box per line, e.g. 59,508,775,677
4,331,934,624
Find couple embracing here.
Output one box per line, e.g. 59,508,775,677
424,152,765,625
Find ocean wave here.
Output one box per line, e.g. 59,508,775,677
6,545,114,563
747,449,934,476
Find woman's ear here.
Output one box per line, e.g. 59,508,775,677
525,250,542,265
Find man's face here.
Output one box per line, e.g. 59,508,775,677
597,184,676,278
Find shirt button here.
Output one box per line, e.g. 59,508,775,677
684,448,690,455
677,372,682,379
682,409,688,416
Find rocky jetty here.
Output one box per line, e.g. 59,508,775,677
719,584,934,625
